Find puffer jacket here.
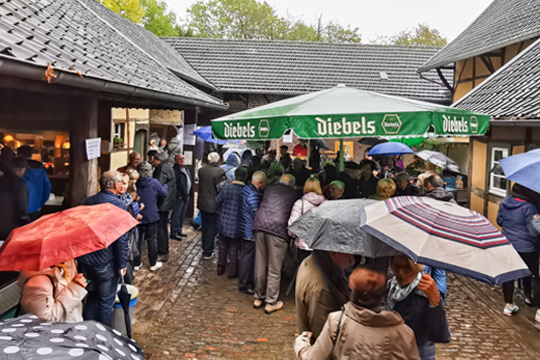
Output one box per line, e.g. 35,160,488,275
198,164,226,214
221,153,241,180
294,302,420,360
288,192,326,249
137,176,168,224
216,182,245,239
239,183,262,239
497,196,538,252
23,159,51,213
253,184,301,242
18,259,87,323
154,161,177,212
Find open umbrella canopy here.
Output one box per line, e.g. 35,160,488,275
193,126,242,145
0,314,144,359
416,150,459,171
211,85,489,140
0,203,139,271
360,196,530,284
367,142,414,156
499,148,540,193
288,199,400,257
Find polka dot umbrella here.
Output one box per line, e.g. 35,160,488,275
0,314,144,359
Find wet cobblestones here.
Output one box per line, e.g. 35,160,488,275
132,230,540,359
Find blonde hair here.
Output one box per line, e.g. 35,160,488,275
376,178,396,199
303,176,322,195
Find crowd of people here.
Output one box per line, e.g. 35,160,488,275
3,136,540,360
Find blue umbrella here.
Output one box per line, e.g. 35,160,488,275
193,126,242,145
499,149,540,193
367,142,414,156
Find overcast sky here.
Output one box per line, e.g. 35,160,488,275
167,0,494,42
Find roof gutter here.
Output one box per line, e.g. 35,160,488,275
490,119,540,127
0,57,228,111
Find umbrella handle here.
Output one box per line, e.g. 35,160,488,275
121,274,125,285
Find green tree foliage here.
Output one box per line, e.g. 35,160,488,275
141,0,179,36
185,0,361,43
391,23,447,46
100,0,144,23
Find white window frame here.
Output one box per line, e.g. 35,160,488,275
489,146,509,197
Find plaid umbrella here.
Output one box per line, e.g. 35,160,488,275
0,314,144,359
360,196,531,284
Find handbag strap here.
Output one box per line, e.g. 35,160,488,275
332,306,346,346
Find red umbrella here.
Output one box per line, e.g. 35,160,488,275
0,203,139,271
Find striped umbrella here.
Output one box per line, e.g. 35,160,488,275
360,196,530,284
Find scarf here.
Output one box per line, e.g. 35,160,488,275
312,250,350,305
118,192,133,206
386,272,422,310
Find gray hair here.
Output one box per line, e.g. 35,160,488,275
208,152,220,164
279,174,296,188
128,152,140,160
394,172,409,182
137,162,154,178
100,170,123,190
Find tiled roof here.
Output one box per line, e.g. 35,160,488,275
420,0,540,72
0,0,224,108
453,37,540,119
165,37,452,104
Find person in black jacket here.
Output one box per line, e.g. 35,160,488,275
171,154,193,240
287,158,310,190
394,172,421,197
0,156,30,240
153,152,176,262
358,159,379,198
386,255,450,360
279,145,292,171
79,171,130,326
337,162,361,199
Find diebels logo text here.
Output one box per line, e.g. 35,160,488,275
315,117,376,136
442,115,477,134
224,122,255,138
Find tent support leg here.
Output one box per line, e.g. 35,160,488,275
307,139,311,170
339,139,344,172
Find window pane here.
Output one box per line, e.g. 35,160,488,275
494,150,505,162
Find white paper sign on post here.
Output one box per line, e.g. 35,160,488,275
183,150,193,166
85,138,101,160
183,124,197,146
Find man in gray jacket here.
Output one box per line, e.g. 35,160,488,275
197,152,226,259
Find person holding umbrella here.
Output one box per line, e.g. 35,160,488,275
497,183,540,320
387,255,450,360
78,171,130,326
18,259,87,322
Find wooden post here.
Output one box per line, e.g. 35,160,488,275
68,97,99,206
183,108,199,219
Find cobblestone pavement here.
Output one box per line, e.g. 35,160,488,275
132,229,540,359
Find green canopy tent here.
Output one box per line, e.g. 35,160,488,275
211,85,490,170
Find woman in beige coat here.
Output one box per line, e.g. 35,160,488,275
18,258,88,322
294,267,420,360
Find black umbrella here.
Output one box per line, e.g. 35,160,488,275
117,275,132,338
288,199,400,257
357,137,388,146
0,314,144,359
299,138,330,150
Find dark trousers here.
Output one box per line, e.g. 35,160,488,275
80,262,119,327
503,251,540,306
238,239,256,292
218,235,241,278
171,196,189,235
200,211,218,257
157,211,170,256
135,221,158,266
